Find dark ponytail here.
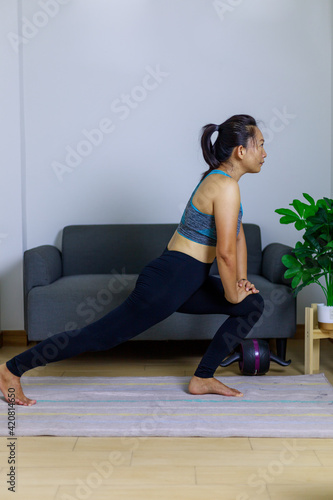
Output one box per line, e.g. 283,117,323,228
200,114,257,180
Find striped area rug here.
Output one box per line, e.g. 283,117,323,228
1,373,333,437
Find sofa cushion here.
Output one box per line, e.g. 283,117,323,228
27,274,137,340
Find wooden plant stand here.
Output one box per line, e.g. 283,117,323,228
304,303,333,374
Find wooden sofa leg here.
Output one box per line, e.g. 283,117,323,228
276,338,287,361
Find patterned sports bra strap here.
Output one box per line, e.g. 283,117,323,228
206,170,231,178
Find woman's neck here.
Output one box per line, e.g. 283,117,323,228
218,163,244,182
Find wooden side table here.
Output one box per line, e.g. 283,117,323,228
304,303,333,374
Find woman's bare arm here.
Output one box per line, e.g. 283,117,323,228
236,223,247,281
214,179,254,303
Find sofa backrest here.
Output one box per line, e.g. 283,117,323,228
243,223,262,274
62,223,262,276
62,224,178,275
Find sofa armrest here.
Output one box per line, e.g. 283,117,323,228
262,243,293,285
24,245,62,294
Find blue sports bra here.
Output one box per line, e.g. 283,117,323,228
176,170,243,247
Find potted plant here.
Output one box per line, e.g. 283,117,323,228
275,193,333,331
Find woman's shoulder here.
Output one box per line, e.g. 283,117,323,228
192,171,239,215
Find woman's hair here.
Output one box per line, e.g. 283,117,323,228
200,114,257,180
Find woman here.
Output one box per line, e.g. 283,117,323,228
0,114,266,406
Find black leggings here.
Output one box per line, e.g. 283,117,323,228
6,248,264,378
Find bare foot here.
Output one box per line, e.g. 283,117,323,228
0,363,36,406
189,375,243,397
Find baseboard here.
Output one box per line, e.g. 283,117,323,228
0,330,28,346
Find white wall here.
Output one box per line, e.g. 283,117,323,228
0,0,25,329
1,0,332,329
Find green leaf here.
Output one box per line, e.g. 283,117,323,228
304,224,325,239
302,270,322,282
316,199,330,211
308,212,328,226
291,275,302,288
282,254,300,268
304,205,318,218
293,249,313,260
279,215,300,225
303,233,322,251
301,274,311,284
290,199,307,217
302,193,315,206
323,197,333,210
275,208,299,219
295,219,307,230
309,267,322,275
284,268,300,279
304,257,320,269
317,255,331,270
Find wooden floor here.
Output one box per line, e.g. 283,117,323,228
0,338,333,500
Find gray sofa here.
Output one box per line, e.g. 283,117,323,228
24,223,296,359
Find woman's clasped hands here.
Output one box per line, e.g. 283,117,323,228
237,278,259,294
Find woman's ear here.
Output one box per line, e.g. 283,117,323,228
235,144,246,160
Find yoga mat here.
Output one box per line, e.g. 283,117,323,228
1,374,333,437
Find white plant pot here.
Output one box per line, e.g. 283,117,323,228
317,304,333,331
